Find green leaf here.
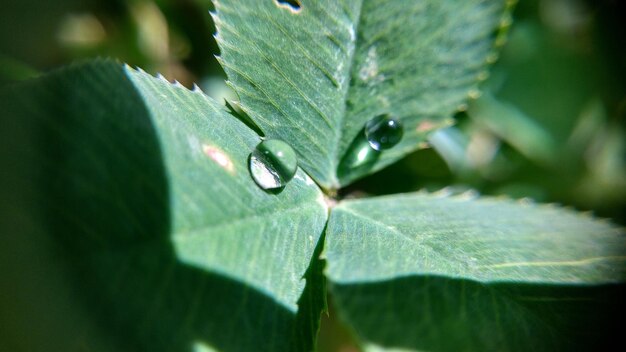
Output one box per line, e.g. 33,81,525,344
467,92,557,164
0,60,328,351
325,192,626,351
214,0,511,189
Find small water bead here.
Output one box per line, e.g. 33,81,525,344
337,114,405,184
364,114,404,151
249,139,298,190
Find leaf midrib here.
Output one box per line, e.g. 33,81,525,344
333,204,461,279
329,1,364,189
335,202,626,285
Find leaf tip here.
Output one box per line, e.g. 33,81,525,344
192,83,204,93
457,189,480,201
468,89,482,100
432,187,453,198
485,52,499,64
517,197,536,206
477,70,490,82
155,72,169,82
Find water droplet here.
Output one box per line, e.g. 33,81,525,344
249,139,297,190
364,114,404,151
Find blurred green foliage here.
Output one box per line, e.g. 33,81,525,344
1,0,624,350
0,0,221,85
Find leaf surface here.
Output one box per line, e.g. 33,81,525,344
214,0,510,188
325,192,626,351
0,61,327,352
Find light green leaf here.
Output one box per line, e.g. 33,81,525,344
325,192,626,351
427,126,471,172
214,0,511,189
467,92,557,164
0,60,327,351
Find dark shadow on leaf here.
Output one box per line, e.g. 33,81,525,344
331,275,625,352
225,99,265,137
0,62,322,352
292,223,328,351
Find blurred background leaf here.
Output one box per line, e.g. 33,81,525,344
1,0,624,351
0,0,223,87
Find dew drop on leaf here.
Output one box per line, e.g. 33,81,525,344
364,114,404,151
249,139,298,190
